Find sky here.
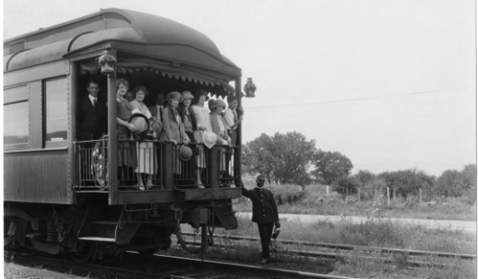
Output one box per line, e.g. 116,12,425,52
3,0,476,177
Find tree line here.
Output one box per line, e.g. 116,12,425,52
242,132,476,203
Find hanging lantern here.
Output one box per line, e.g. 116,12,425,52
244,77,256,98
98,54,117,75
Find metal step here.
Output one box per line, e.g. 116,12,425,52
78,237,116,242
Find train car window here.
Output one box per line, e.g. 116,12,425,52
4,85,30,149
44,78,67,146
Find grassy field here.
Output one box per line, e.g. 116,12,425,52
220,180,476,278
183,216,476,279
236,181,476,221
227,216,476,254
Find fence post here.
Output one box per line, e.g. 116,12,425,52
419,188,422,204
358,188,361,202
387,187,390,205
326,185,329,196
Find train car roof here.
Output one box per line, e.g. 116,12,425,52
4,8,241,80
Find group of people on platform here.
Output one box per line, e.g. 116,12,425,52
77,78,243,190
78,78,281,265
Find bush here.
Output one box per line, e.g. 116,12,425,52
333,176,358,198
360,177,386,201
461,187,477,205
235,179,476,220
379,169,434,199
268,184,306,205
435,164,477,199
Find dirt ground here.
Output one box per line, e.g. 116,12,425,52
4,261,87,279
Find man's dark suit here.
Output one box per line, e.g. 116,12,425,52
242,185,279,260
77,95,108,141
148,104,164,123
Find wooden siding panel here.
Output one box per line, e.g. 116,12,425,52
4,150,69,204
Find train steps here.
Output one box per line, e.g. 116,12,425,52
79,221,117,242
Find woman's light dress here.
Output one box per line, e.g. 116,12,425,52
130,99,157,175
191,105,212,168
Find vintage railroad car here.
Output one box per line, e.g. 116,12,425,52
4,8,243,261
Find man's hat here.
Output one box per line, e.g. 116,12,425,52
179,145,193,161
202,131,217,149
128,113,150,141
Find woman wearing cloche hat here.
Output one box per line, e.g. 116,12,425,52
160,91,190,145
178,91,198,182
210,99,230,145
210,98,231,178
179,91,195,142
129,85,157,190
190,89,212,187
160,91,191,177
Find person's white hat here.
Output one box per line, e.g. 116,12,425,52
202,131,217,149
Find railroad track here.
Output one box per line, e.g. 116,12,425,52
181,232,475,260
178,232,475,268
5,249,357,279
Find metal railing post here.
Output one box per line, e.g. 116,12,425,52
106,51,118,203
163,142,174,190
234,77,242,185
209,145,219,188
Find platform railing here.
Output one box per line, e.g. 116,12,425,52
74,139,239,191
75,139,109,190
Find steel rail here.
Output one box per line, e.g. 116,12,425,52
7,250,358,279
182,232,476,260
175,239,454,269
151,254,358,279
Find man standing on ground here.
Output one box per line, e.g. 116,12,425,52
241,175,280,264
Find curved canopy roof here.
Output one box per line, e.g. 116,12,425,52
4,8,241,80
